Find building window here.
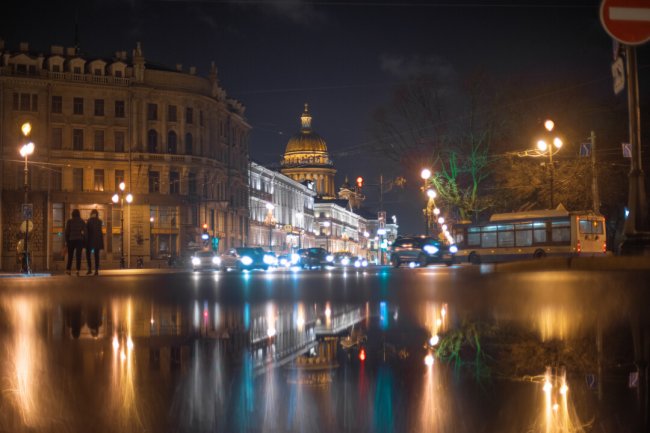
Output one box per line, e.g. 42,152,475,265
186,107,193,124
185,133,193,155
199,110,204,126
188,172,197,195
73,97,84,115
94,68,102,76
13,93,38,112
51,128,63,150
114,131,125,152
73,168,84,191
149,171,160,193
169,171,180,194
168,105,177,122
73,66,82,74
115,170,125,191
93,169,105,191
52,64,61,73
51,96,62,114
147,103,158,121
147,129,158,153
94,130,105,151
94,99,104,116
73,129,84,151
167,131,177,154
115,100,125,118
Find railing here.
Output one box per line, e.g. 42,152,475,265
0,68,132,86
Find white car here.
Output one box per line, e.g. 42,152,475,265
191,251,221,271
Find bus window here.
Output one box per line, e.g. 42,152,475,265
533,222,546,243
551,220,570,242
579,219,604,234
515,229,532,246
497,228,514,247
481,225,497,247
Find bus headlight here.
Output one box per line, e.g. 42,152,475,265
240,256,253,266
449,245,458,254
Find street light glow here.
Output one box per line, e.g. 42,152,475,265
544,119,555,132
266,202,274,211
437,217,444,224
426,189,436,199
537,140,548,152
119,181,126,191
125,193,133,204
112,194,119,203
433,208,440,216
553,137,563,149
21,122,32,136
424,353,434,367
420,168,431,180
19,142,35,157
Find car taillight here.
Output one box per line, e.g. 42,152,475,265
576,240,581,254
603,242,607,253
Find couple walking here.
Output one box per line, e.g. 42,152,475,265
64,209,104,276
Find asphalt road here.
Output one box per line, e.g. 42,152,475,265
0,264,648,432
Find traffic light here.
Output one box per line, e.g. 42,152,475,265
201,223,209,241
356,176,363,189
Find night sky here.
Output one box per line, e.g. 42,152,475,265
3,0,649,232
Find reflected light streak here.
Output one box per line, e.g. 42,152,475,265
540,367,584,433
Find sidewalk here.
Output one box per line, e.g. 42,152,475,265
0,267,183,279
489,256,650,272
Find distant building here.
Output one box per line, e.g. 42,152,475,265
248,162,316,252
0,40,249,270
280,104,336,198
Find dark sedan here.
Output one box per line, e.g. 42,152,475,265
389,236,457,267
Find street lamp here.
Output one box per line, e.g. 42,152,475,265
265,202,275,251
537,119,563,209
295,211,303,250
323,221,331,252
19,122,35,274
112,181,133,268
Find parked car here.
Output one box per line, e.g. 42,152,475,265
389,236,457,267
190,250,222,271
297,247,333,269
220,247,273,271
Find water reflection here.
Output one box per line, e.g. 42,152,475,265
0,277,645,433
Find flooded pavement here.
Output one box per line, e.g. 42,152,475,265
0,266,648,432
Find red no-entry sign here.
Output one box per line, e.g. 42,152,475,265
600,0,650,45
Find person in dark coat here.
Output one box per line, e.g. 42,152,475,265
65,209,86,275
85,209,104,275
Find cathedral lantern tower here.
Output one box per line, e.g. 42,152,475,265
281,104,336,198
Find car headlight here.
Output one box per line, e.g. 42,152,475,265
240,256,253,266
362,260,368,267
263,254,276,265
280,258,288,266
341,257,350,266
449,245,458,254
423,245,439,255
354,260,361,268
191,257,201,266
212,256,221,265
290,253,300,264
326,255,334,262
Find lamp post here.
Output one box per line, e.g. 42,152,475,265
536,120,563,209
112,181,133,268
19,122,35,274
265,202,275,251
421,168,433,235
323,221,331,252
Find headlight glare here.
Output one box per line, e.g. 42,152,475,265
241,256,253,266
191,257,201,266
449,245,458,254
423,245,439,255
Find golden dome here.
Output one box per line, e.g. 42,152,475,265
283,104,330,156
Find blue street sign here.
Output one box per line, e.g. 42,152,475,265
580,142,591,157
629,371,639,388
622,142,632,158
22,203,33,220
585,374,597,389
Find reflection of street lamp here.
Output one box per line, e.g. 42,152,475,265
112,181,133,268
19,122,35,274
265,202,275,251
295,211,303,250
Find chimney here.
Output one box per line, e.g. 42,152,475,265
19,42,29,52
176,64,182,72
51,45,64,55
189,66,196,75
66,47,76,56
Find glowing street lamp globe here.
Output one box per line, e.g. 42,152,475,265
426,189,436,199
420,168,431,180
112,194,120,204
553,137,563,149
126,193,133,204
537,140,548,152
544,119,555,132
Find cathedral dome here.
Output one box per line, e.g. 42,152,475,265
283,104,330,158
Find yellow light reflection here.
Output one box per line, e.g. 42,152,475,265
537,306,582,341
540,366,585,433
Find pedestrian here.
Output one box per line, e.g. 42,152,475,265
85,209,104,275
65,209,86,276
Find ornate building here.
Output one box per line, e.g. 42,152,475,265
0,40,250,271
248,162,316,252
280,104,336,198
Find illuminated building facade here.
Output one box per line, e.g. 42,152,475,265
280,104,336,198
248,162,316,252
0,40,250,270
